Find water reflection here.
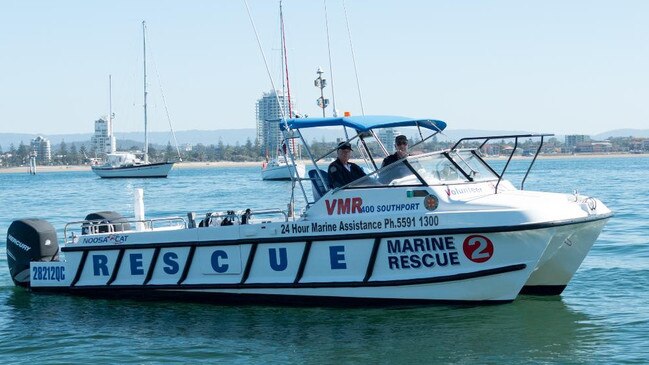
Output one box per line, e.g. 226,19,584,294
0,289,601,364
0,159,648,363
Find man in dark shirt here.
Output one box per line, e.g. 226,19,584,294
381,135,409,168
328,142,366,188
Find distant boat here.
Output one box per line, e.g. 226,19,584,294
261,156,305,180
91,152,173,178
92,21,175,179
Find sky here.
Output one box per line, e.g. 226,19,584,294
1,0,648,136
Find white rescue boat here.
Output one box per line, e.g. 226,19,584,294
5,116,611,305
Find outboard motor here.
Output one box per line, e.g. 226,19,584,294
83,211,131,234
6,219,60,287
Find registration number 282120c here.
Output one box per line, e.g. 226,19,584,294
32,265,66,282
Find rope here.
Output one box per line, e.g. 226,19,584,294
243,0,285,123
142,26,182,161
342,0,365,115
280,1,293,118
244,0,309,207
280,1,296,153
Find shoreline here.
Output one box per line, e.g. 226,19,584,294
0,153,647,174
0,160,266,174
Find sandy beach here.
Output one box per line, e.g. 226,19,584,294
0,153,646,174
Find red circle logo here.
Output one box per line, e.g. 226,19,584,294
463,235,494,263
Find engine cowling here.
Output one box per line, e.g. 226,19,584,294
6,219,60,287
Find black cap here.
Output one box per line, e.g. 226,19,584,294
395,135,408,144
337,142,353,151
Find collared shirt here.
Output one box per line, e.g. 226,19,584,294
382,152,408,168
328,158,366,188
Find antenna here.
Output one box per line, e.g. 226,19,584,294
322,0,337,117
314,67,329,117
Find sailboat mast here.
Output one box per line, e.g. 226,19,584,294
142,20,149,164
108,74,115,153
279,1,295,155
280,2,292,118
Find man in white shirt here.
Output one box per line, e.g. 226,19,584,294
328,142,366,188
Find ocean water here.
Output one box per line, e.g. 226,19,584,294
1,156,648,364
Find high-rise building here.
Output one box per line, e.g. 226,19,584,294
256,90,293,156
377,128,400,153
564,135,589,147
91,116,116,155
30,136,51,163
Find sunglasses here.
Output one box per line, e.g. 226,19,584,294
397,141,408,146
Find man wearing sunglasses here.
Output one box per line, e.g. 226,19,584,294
381,135,409,168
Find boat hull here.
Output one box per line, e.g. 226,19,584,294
91,162,174,178
521,218,610,295
261,163,305,180
26,224,558,304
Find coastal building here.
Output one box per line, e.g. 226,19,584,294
30,136,51,163
377,128,400,153
256,90,294,156
91,116,116,155
564,135,590,147
574,141,613,153
591,142,613,153
482,143,502,156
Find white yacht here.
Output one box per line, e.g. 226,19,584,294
91,152,174,178
261,156,305,180
91,21,175,179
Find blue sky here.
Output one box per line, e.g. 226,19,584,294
1,0,647,135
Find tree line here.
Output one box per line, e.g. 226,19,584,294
0,138,266,167
1,135,646,168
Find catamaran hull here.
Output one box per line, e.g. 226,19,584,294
31,275,529,305
521,218,610,295
91,162,174,178
21,225,560,304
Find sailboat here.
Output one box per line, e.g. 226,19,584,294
261,140,306,181
92,21,175,179
260,2,305,181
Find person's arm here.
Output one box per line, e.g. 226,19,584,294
353,163,367,178
328,164,344,188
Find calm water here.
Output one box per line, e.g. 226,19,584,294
1,157,648,364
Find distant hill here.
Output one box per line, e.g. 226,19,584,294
2,127,648,149
592,129,649,140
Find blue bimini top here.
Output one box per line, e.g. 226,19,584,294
280,115,447,133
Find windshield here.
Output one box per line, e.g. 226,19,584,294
447,150,500,181
347,159,423,188
346,150,499,188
